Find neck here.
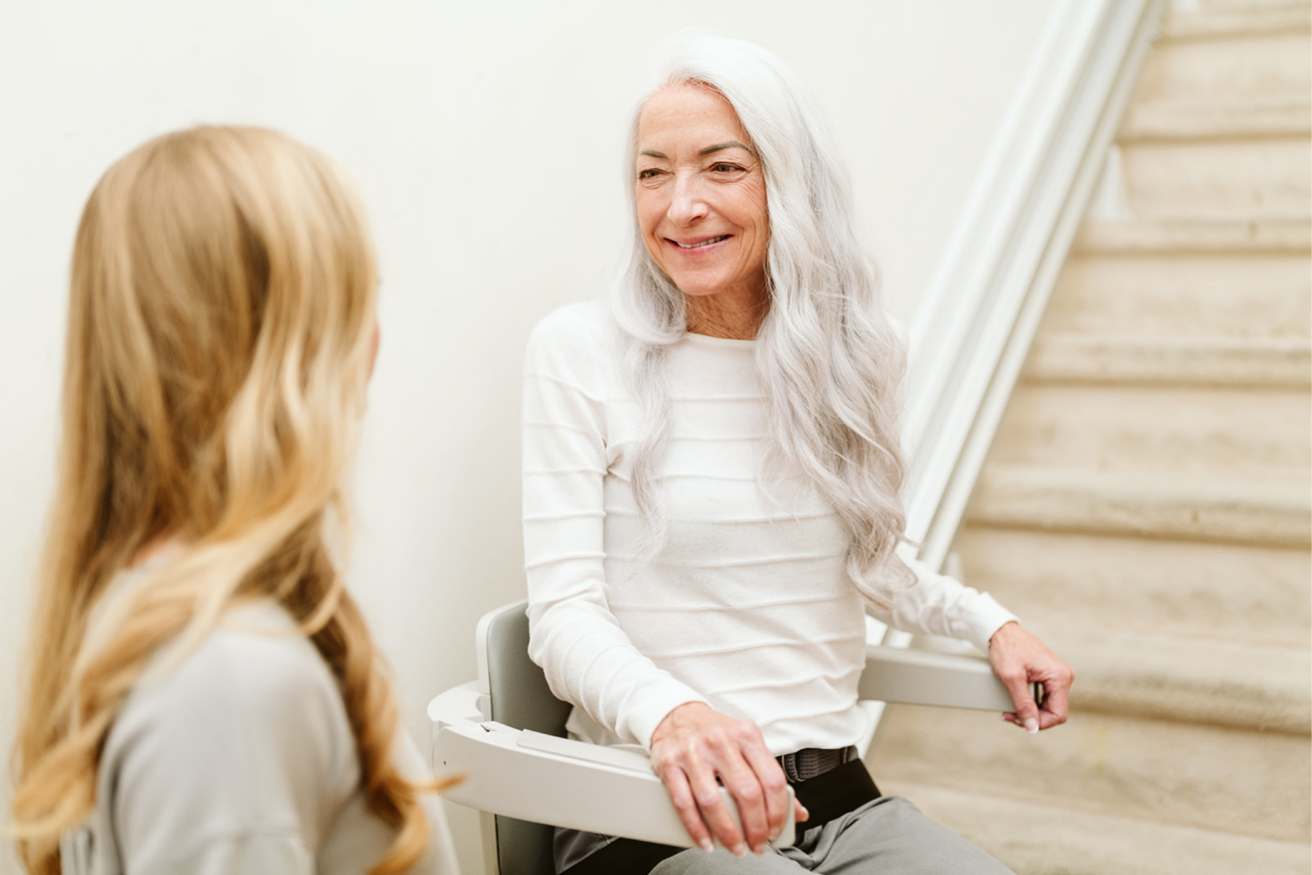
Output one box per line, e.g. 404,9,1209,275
685,288,767,340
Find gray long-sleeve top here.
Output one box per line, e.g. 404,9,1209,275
61,591,460,875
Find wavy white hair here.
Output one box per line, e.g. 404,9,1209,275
611,33,913,608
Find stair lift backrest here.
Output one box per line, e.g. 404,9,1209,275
480,601,572,736
478,601,572,875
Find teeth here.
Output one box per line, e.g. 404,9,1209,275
675,236,728,249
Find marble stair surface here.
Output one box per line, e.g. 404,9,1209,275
867,2,1312,872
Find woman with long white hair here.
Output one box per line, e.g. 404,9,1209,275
10,126,459,875
522,34,1072,874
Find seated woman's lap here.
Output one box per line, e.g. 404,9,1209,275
652,797,1014,875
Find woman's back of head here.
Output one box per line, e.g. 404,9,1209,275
12,126,434,875
69,125,377,555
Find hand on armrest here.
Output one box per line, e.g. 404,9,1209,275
988,621,1074,733
649,702,808,857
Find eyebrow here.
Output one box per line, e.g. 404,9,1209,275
698,140,750,156
637,141,753,160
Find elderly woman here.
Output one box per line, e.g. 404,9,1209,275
522,34,1072,875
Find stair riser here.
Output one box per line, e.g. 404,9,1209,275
955,526,1312,649
991,384,1310,480
870,706,1311,843
1045,254,1311,339
1121,138,1311,218
1132,32,1311,103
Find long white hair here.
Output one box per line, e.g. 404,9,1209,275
611,33,913,607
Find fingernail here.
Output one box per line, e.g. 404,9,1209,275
732,844,747,858
1024,718,1039,734
699,840,713,852
753,844,767,856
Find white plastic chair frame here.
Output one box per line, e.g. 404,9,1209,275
428,601,1021,875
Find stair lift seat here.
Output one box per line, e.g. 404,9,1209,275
428,600,1024,875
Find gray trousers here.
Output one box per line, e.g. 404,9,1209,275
650,796,1014,875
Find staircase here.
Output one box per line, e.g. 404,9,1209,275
868,2,1312,872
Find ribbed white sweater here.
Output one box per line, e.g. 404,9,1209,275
523,300,1016,755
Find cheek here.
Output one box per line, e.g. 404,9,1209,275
635,193,667,258
635,192,663,236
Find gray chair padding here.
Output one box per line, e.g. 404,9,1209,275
484,603,575,875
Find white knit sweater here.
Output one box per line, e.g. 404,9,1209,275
522,300,1016,755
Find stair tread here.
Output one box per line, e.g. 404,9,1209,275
1034,625,1311,733
969,464,1311,547
957,527,1312,649
1162,3,1312,41
1044,251,1311,340
882,781,1312,875
1120,97,1312,140
993,383,1310,481
1075,217,1312,252
870,706,1312,843
1118,137,1311,219
1024,332,1312,387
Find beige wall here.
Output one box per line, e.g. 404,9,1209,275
0,1,1051,871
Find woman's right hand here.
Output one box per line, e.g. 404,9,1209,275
649,702,808,856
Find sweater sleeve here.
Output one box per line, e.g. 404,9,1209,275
866,555,1019,653
522,305,707,749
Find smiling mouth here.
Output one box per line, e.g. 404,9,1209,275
672,235,730,249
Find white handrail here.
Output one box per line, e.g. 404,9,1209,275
900,0,1168,574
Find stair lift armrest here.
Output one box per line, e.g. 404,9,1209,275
428,691,797,849
859,644,1025,712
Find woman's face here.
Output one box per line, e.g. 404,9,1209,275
635,83,769,303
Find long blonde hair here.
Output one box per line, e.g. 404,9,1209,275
11,126,443,874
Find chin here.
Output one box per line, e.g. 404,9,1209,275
669,275,728,299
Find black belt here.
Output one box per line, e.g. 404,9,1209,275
561,750,880,875
778,745,856,783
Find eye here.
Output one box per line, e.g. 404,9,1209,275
637,168,662,180
711,162,741,173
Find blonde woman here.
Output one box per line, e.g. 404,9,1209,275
10,126,459,875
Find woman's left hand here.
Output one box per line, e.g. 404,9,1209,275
987,621,1073,733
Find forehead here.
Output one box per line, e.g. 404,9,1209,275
637,83,749,149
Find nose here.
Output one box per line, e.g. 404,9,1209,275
668,171,708,226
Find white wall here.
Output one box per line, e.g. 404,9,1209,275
0,1,1051,871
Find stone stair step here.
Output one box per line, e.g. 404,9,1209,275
880,781,1312,875
1023,333,1312,388
991,383,1310,480
1039,626,1311,733
967,464,1311,548
1118,137,1310,218
955,526,1311,649
1074,217,1311,254
1044,252,1310,339
869,706,1311,843
1161,3,1312,42
1132,29,1310,104
1120,98,1311,141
